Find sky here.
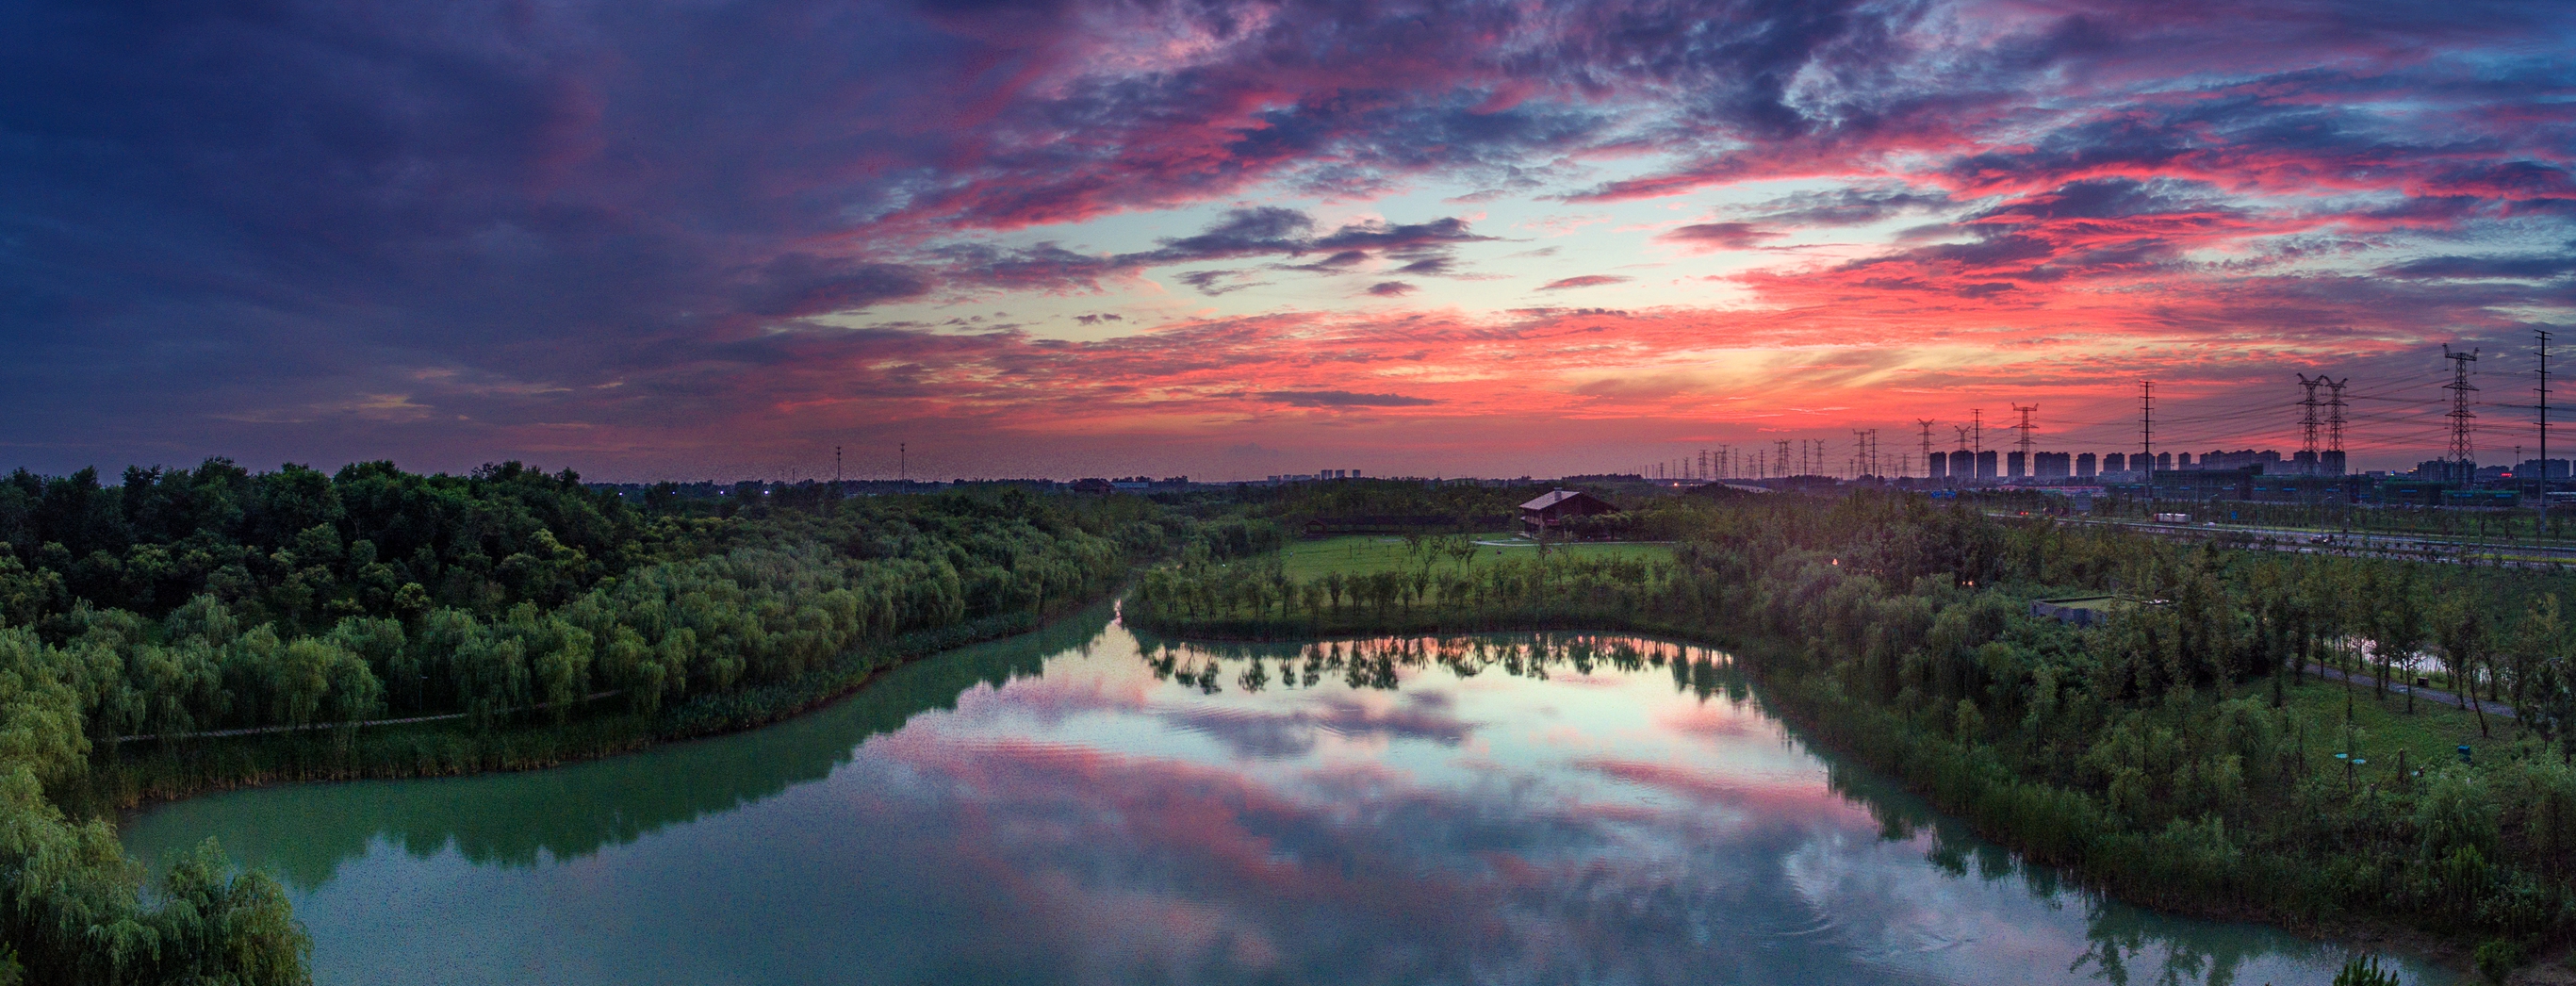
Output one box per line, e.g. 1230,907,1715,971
4,0,2573,482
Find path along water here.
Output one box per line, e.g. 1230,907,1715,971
123,606,2451,985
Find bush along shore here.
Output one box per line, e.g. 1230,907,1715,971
0,461,1185,985
1127,490,2576,981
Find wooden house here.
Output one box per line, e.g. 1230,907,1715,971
1518,489,1616,536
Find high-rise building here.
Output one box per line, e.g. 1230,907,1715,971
2007,451,2026,480
1949,450,1974,482
1976,450,1998,481
1927,452,1947,480
2076,452,2097,480
2034,452,2071,482
2104,452,2125,473
2156,452,2173,470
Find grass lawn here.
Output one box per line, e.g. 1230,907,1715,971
2278,673,2517,783
1274,533,1673,581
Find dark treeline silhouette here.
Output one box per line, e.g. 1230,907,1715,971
1130,489,2576,970
0,460,1174,986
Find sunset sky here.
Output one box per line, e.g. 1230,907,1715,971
6,0,2573,480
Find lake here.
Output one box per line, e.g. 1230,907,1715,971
123,606,2448,985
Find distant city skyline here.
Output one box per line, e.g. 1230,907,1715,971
5,0,2571,483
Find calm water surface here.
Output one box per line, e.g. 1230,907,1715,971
123,608,2449,985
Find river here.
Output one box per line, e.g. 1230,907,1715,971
122,606,2449,985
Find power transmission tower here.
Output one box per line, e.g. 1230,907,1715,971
2540,329,2554,529
1970,408,1986,485
1916,419,1935,480
1853,429,1870,479
2297,375,2323,475
2012,404,2038,482
2445,345,2480,485
2140,381,2155,505
1776,439,1791,479
2327,378,2348,460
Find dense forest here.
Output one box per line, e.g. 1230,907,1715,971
1128,486,2576,979
0,461,1170,985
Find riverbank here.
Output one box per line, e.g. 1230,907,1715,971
73,599,1119,822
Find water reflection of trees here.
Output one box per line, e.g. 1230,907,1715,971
1130,631,2357,986
138,603,1117,890
1129,631,1755,702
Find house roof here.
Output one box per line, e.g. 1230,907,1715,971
1519,489,1609,511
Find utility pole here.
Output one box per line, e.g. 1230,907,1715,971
2140,381,2155,507
899,442,907,485
2445,345,2480,485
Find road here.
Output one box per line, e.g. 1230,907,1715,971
2302,662,2517,719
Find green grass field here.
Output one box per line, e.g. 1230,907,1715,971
1273,533,1673,581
